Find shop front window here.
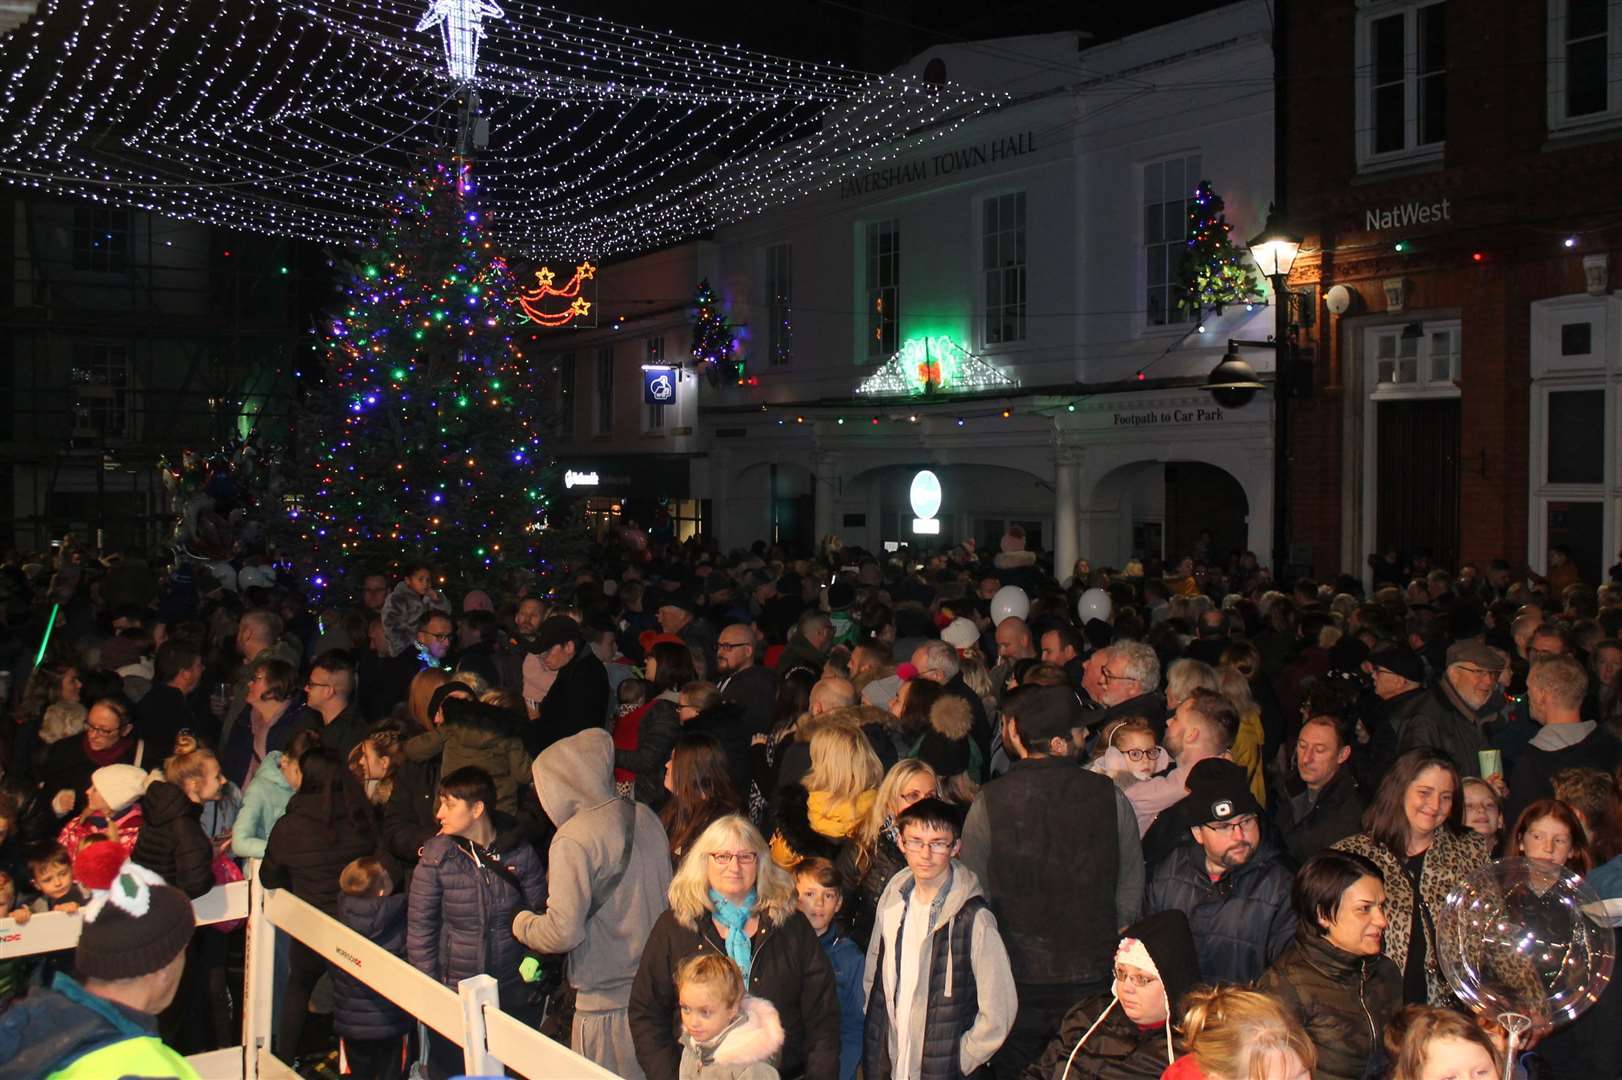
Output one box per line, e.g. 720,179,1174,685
669,498,703,543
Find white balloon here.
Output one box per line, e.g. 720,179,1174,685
1077,588,1112,624
990,585,1029,625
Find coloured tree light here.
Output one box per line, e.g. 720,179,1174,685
281,157,569,594
1179,180,1262,317
514,261,597,327
690,278,739,383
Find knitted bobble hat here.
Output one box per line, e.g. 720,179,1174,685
73,841,195,981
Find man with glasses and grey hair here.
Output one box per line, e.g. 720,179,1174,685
1088,640,1167,739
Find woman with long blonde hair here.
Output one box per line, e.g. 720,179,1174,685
630,815,841,1080
833,757,938,946
768,722,883,869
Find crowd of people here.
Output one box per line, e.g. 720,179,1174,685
0,528,1620,1080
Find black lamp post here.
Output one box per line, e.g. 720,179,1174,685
1203,204,1301,581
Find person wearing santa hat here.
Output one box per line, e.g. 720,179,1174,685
0,841,200,1078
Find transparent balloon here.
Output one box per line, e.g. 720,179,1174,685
1077,588,1112,624
1436,857,1615,1039
989,586,1029,625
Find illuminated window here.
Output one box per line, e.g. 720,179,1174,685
865,220,899,358
70,343,130,439
982,192,1026,345
1144,154,1201,327
669,498,704,543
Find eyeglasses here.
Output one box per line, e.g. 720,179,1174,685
1120,747,1162,762
1114,967,1159,988
901,837,954,854
86,722,122,737
306,680,333,690
709,851,759,867
717,641,752,650
423,631,453,642
1099,667,1132,685
1202,814,1257,834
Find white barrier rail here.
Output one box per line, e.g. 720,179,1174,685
1,868,623,1079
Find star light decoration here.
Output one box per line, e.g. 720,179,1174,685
414,0,504,82
514,260,596,327
0,0,1004,260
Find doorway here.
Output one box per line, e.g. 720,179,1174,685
1375,399,1461,569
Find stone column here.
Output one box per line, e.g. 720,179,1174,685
1053,447,1082,585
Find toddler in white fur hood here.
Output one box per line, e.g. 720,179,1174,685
676,953,785,1080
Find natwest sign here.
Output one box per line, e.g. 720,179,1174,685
1364,197,1451,232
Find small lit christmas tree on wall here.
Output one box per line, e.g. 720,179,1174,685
1179,180,1261,317
690,278,738,384
284,157,562,593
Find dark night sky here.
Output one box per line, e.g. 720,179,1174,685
574,0,1246,73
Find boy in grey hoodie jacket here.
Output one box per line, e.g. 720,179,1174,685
861,798,1017,1080
512,728,672,1080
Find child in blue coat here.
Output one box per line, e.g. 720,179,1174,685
794,857,863,1080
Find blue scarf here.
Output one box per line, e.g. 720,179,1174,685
709,888,757,984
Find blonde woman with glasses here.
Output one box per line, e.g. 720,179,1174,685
630,815,840,1080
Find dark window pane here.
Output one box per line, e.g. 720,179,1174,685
1373,15,1406,84
1569,0,1607,40
1419,3,1446,73
1419,73,1446,144
1561,322,1593,355
1146,204,1164,244
1375,84,1406,153
1547,390,1604,484
1546,500,1604,584
1568,37,1608,116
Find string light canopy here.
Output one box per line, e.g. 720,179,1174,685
0,0,1003,258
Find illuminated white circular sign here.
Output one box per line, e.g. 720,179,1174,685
910,469,942,524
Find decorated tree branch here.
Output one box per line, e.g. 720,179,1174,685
1179,180,1262,317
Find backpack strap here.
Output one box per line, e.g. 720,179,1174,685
586,799,637,920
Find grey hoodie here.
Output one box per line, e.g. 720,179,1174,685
513,728,672,1011
861,861,1018,1078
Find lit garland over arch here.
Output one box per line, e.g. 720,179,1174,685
0,0,1004,258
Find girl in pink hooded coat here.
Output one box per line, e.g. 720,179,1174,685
676,953,785,1080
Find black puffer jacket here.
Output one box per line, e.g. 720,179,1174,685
1020,995,1172,1080
630,907,840,1080
1144,841,1296,985
333,892,413,1040
260,791,379,917
382,755,441,870
1257,926,1402,1080
129,781,213,898
835,831,907,949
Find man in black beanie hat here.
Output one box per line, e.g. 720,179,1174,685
0,841,199,1078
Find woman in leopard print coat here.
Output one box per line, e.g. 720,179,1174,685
1331,748,1490,1006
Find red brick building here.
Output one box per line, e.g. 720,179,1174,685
1282,0,1622,587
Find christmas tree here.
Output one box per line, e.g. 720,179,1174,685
283,157,561,594
1179,180,1261,317
690,278,738,384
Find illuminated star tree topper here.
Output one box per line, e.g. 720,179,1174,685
415,0,506,82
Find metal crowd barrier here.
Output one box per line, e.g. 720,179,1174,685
1,865,622,1079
